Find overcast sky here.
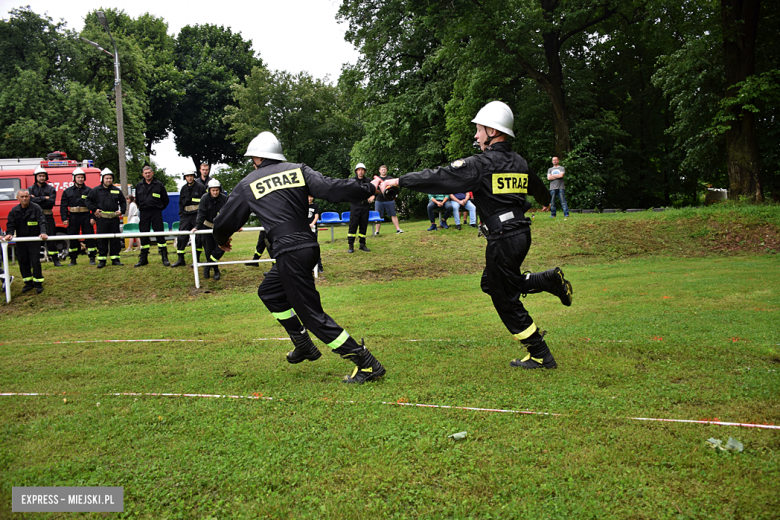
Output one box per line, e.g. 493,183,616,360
0,0,361,175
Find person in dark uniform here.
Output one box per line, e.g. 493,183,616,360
29,166,62,266
2,189,48,293
213,131,386,384
61,167,97,266
249,228,268,267
195,163,212,189
85,169,126,268
134,165,170,267
172,171,206,267
194,178,227,280
346,163,374,253
379,101,573,369
308,195,323,272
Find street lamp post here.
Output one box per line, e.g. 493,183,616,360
93,11,128,197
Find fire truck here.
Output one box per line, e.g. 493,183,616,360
0,151,101,258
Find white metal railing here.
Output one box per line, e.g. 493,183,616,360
0,226,319,303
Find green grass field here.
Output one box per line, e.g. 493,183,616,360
1,205,779,519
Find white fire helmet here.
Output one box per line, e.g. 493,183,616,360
34,166,49,181
471,101,515,137
354,163,367,172
207,178,222,190
100,168,114,182
72,167,86,182
244,131,286,161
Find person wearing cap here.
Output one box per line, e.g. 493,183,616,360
346,163,374,253
212,131,387,384
2,189,48,293
85,169,126,268
134,165,170,267
61,167,97,265
29,166,62,266
379,101,573,370
172,171,206,267
194,178,227,280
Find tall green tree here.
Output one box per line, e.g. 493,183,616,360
172,25,262,170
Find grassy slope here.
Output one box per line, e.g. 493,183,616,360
0,205,778,519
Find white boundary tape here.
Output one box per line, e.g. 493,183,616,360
2,392,778,430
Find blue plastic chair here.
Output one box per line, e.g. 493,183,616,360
320,212,343,242
368,211,382,222
341,211,350,222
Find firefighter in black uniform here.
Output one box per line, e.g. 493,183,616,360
195,178,227,280
61,167,97,266
346,163,374,253
85,169,127,268
134,165,170,267
29,166,62,266
213,131,386,384
2,189,48,293
172,171,206,267
380,101,574,369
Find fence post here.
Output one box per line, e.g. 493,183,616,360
2,241,10,304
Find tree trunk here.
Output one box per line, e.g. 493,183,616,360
722,0,763,201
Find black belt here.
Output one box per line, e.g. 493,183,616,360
480,209,526,236
265,219,313,245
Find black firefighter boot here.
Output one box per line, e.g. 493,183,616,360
134,249,149,268
203,265,210,279
347,239,355,254
251,253,262,266
97,258,107,269
52,254,63,267
510,332,558,369
286,327,322,364
523,267,573,306
89,254,96,266
335,339,386,384
68,253,78,267
160,248,171,267
359,240,371,252
212,265,221,280
171,253,187,268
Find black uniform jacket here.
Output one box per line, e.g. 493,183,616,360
350,175,373,207
86,184,127,215
399,142,551,228
196,193,227,230
7,202,46,236
29,182,56,211
180,182,207,217
60,184,93,221
135,178,169,211
213,160,374,257
195,175,211,190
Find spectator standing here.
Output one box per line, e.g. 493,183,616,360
172,172,206,267
86,169,126,268
29,166,62,266
449,191,478,230
61,167,97,265
195,178,227,280
547,157,569,218
134,165,170,267
3,189,48,293
347,163,373,253
308,195,323,272
124,195,141,252
426,194,452,231
195,163,212,190
373,165,403,235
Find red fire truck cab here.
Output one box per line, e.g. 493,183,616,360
0,152,101,255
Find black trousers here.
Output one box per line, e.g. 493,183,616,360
480,230,538,341
66,213,96,258
258,246,346,346
255,230,267,256
16,241,43,286
202,232,225,263
96,218,121,261
176,213,197,254
139,210,167,250
43,214,57,254
347,204,370,245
